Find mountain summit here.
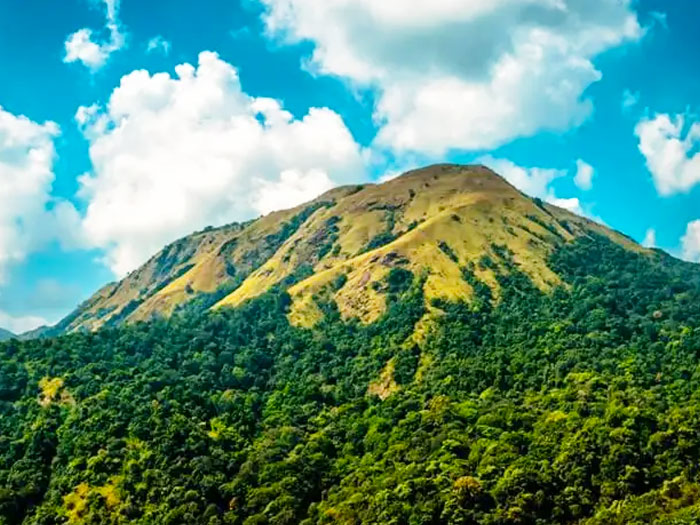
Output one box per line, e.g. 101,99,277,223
7,166,700,525
51,164,642,335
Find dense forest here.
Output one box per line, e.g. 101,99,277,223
3,234,700,524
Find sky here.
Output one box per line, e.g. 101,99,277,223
0,0,698,333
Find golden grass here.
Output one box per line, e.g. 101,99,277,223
95,478,122,509
367,358,399,400
64,483,89,523
69,164,652,333
283,175,570,327
69,200,314,329
38,376,74,407
64,478,122,522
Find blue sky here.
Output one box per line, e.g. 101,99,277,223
0,0,698,332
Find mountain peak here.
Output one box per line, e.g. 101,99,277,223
0,328,15,342
48,164,644,336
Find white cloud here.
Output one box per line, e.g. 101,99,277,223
259,0,643,155
378,171,401,183
574,159,595,190
622,89,640,111
146,35,171,56
0,310,48,334
253,169,335,215
635,113,700,196
548,196,584,216
76,51,365,277
682,221,700,262
480,156,584,216
481,156,564,198
642,228,656,248
64,0,125,71
0,106,82,283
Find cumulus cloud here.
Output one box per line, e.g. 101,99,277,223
0,106,81,283
642,228,656,248
574,159,595,190
64,0,126,71
548,196,584,216
682,221,700,262
76,51,365,277
252,169,336,216
146,35,171,56
481,156,564,198
480,156,583,215
259,0,643,155
0,310,48,334
635,113,700,196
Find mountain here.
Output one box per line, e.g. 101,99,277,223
52,164,641,335
0,328,14,341
5,164,700,524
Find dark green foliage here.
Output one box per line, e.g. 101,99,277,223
407,220,420,231
478,254,497,271
148,263,196,298
331,274,348,292
558,219,574,235
269,202,333,247
364,231,397,253
178,204,335,320
439,241,459,263
175,280,243,315
281,263,315,287
4,235,700,524
103,299,144,328
461,263,493,305
490,243,516,269
362,209,398,253
219,203,331,277
314,216,341,260
393,345,420,385
526,213,565,240
385,267,413,296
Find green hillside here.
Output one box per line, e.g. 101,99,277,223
0,328,13,342
47,165,642,336
3,167,700,524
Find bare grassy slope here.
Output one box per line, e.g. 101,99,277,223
216,164,642,326
55,164,644,334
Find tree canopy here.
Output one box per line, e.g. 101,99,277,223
3,235,700,524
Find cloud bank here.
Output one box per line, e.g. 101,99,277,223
682,221,700,263
260,0,642,155
636,113,700,196
76,51,365,276
479,156,584,215
0,106,82,284
64,0,126,71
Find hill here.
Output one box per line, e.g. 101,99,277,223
49,164,641,336
4,164,700,523
0,328,14,341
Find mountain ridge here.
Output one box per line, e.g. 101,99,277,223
44,164,648,336
0,328,14,341
7,167,700,524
